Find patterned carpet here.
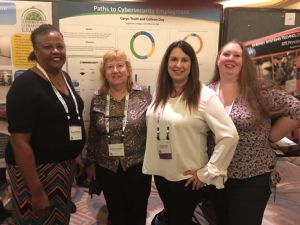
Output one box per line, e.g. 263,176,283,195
70,182,163,225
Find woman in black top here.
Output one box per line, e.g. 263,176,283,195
5,24,85,225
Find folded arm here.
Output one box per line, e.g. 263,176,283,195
269,117,299,143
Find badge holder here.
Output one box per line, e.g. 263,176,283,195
158,139,172,159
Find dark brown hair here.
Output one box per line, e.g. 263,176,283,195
27,24,63,61
152,40,201,112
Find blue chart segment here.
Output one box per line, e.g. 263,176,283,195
184,33,203,54
130,31,155,60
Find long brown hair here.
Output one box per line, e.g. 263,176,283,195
211,40,274,120
152,40,201,112
98,49,133,94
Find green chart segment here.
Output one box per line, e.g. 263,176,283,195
130,31,155,60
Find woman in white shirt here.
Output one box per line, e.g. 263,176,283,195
142,40,239,225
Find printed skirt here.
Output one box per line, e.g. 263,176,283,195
7,160,75,225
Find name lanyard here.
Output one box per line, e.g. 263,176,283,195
105,93,129,143
156,112,170,141
156,110,172,159
36,63,81,121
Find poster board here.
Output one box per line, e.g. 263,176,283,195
0,0,222,128
54,1,223,125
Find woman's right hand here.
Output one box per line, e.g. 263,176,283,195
31,190,50,218
183,170,204,190
86,163,96,181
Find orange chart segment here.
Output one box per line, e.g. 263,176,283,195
184,33,203,54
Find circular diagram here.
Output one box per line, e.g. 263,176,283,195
130,31,155,60
184,33,203,54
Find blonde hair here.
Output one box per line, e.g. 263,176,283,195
99,49,133,94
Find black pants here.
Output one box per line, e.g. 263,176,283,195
0,168,6,185
154,175,204,225
97,163,151,225
207,173,271,225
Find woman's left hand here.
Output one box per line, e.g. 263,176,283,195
183,170,204,190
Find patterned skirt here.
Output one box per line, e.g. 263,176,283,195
7,160,75,225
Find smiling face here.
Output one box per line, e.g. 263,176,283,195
167,47,191,86
217,42,243,82
34,31,66,74
104,59,129,88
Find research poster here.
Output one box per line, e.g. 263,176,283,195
57,1,222,123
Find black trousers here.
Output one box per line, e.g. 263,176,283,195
207,173,271,225
154,175,204,225
96,163,151,225
0,168,6,185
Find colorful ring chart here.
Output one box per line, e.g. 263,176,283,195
130,31,155,60
184,33,203,54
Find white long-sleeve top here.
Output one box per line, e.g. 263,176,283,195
142,84,239,189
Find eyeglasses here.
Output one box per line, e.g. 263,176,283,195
105,63,126,71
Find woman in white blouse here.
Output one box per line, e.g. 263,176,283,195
142,40,239,225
